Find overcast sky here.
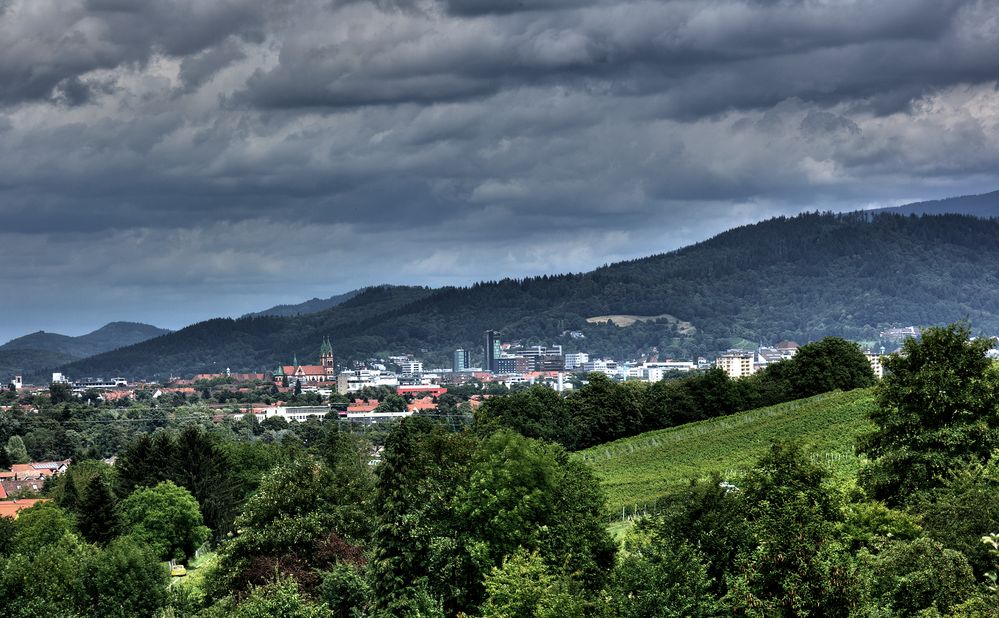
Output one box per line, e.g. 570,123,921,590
2,0,998,343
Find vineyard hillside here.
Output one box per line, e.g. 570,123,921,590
576,388,876,514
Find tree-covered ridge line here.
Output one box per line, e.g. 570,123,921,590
45,212,999,381
1,322,171,378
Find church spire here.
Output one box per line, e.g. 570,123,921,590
320,336,335,377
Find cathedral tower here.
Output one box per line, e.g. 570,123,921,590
320,337,335,378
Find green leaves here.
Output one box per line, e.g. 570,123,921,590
117,480,209,562
858,324,999,503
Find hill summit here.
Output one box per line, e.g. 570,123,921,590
54,211,999,380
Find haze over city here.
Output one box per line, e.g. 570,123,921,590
2,0,999,341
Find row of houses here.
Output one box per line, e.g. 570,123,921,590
0,460,69,518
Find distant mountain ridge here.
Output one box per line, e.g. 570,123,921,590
53,211,999,382
875,189,999,218
1,322,170,379
243,289,365,318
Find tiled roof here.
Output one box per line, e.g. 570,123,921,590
407,397,438,412
0,499,47,519
347,400,379,413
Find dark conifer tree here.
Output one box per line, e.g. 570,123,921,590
116,433,155,496
58,474,80,512
78,475,119,545
172,426,240,537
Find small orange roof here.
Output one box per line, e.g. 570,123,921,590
0,484,6,500
407,397,438,412
347,400,379,413
0,499,47,519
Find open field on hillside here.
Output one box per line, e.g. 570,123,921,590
577,389,877,514
585,313,696,334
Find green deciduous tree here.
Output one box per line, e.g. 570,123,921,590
88,537,168,617
320,563,372,618
908,461,999,579
454,430,615,611
206,438,374,600
858,323,999,503
783,336,875,399
49,382,73,404
724,443,858,616
12,501,75,554
5,435,28,464
374,394,407,414
863,537,977,616
473,385,576,447
479,549,585,618
370,416,478,616
611,536,718,618
118,480,209,562
0,533,91,618
216,578,329,618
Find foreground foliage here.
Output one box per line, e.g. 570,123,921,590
3,322,999,616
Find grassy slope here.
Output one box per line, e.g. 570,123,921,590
577,388,876,513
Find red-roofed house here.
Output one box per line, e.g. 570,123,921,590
11,460,70,480
1,478,45,497
347,400,379,413
407,397,438,413
397,385,447,398
0,499,48,519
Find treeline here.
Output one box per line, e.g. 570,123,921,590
0,394,332,467
55,212,999,379
476,336,877,450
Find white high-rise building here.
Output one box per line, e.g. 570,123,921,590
398,360,423,375
715,350,756,379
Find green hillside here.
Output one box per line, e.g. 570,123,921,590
1,322,171,379
57,211,999,380
577,388,876,513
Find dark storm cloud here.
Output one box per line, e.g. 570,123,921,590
1,0,999,342
236,0,998,117
0,0,266,105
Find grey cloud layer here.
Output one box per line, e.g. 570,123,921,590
0,0,998,340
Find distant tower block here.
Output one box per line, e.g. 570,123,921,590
320,337,336,378
13,375,22,390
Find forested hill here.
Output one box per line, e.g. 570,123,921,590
51,285,435,382
1,322,170,378
53,213,999,381
242,288,365,318
1,322,170,358
877,189,999,218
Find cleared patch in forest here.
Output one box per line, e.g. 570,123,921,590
585,314,696,334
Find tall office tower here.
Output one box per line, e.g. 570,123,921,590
453,348,471,372
485,330,502,373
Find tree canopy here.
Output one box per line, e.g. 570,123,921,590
858,323,999,503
